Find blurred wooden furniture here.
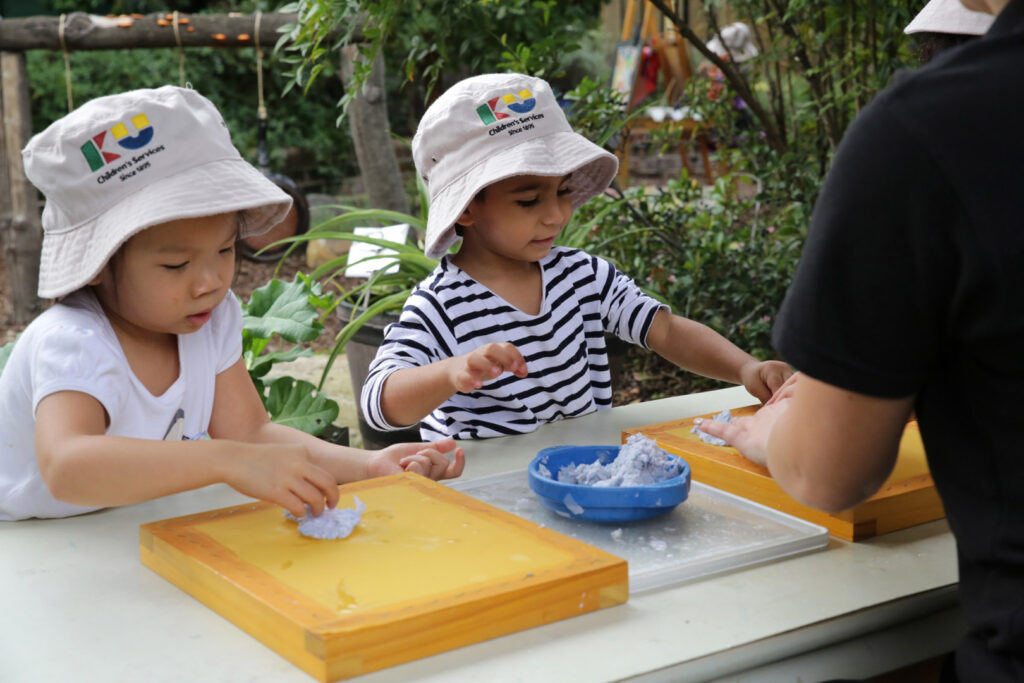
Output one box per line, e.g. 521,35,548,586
615,0,715,185
618,110,715,186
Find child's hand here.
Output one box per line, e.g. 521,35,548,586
225,444,340,518
450,343,528,393
739,360,794,403
765,371,801,405
368,438,466,481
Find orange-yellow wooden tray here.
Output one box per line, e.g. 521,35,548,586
624,406,945,541
140,472,628,681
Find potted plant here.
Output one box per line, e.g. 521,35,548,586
241,274,348,444
272,189,437,449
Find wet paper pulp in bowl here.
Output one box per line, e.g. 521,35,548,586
528,445,691,523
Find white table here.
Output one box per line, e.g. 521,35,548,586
0,387,962,682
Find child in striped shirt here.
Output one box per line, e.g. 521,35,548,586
361,73,791,441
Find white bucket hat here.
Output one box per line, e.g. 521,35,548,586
413,73,618,259
22,85,292,298
707,22,759,63
904,0,994,35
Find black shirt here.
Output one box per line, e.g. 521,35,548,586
773,2,1024,680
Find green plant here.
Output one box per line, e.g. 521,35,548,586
273,199,439,390
0,338,16,376
644,0,915,206
571,171,804,396
240,274,340,435
562,75,646,148
278,0,604,123
27,2,358,195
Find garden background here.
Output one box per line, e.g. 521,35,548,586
0,0,920,440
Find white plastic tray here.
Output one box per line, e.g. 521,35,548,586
450,470,829,593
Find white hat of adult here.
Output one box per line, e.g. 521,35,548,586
706,22,759,63
904,0,995,35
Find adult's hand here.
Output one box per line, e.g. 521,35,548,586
695,399,791,467
765,371,801,405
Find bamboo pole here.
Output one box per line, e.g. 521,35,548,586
0,52,42,321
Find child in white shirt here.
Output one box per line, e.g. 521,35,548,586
0,86,463,521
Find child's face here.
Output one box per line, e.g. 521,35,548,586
92,212,238,337
457,174,573,263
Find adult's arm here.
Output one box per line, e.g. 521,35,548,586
701,77,960,507
700,374,914,511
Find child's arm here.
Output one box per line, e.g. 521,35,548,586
208,359,466,483
645,309,791,402
375,342,528,428
34,390,340,517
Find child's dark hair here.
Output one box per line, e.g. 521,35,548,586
455,188,487,234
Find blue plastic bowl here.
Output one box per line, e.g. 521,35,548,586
528,445,691,523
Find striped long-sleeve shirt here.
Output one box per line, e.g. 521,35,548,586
361,247,666,440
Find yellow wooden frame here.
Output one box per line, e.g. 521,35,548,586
624,406,945,541
140,473,627,681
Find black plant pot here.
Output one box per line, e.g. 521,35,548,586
318,423,350,446
238,173,310,262
605,332,630,393
337,302,423,450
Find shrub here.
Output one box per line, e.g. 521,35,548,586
27,1,357,194
570,173,805,396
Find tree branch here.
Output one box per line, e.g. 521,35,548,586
646,0,786,155
764,0,842,148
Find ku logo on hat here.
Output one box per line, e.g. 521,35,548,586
475,89,537,124
80,112,155,172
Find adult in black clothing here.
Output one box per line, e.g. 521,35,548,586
697,0,1024,680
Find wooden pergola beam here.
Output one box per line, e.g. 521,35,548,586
0,12,338,52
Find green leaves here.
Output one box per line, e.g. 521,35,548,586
572,171,804,368
246,346,310,382
0,337,16,376
262,377,340,437
241,275,339,436
281,0,604,124
242,274,325,345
